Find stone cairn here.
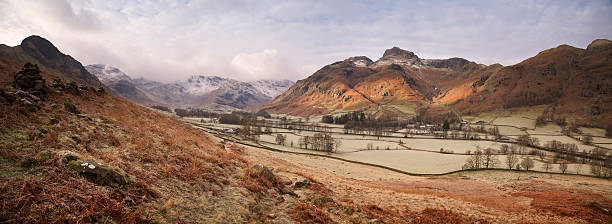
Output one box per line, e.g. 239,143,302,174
13,62,46,96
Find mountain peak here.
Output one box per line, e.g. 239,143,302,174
382,47,418,59
587,39,612,52
344,56,373,67
20,35,62,59
374,46,422,67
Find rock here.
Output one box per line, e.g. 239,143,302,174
278,175,292,185
369,219,380,224
50,103,59,109
79,85,89,93
15,90,40,102
267,213,277,219
62,153,129,188
582,200,609,214
19,98,39,111
96,87,105,95
280,187,298,197
251,164,278,185
77,113,92,121
51,78,64,89
294,178,310,188
0,88,16,104
49,117,59,125
65,81,79,95
314,196,333,205
13,63,46,96
64,102,80,114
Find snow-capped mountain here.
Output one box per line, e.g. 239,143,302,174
85,64,132,83
85,64,295,111
248,79,295,98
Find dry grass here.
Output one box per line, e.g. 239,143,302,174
0,61,250,222
512,180,612,224
289,202,334,224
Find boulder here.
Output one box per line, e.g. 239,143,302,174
294,178,310,188
62,153,129,188
64,102,80,114
278,175,292,185
51,78,64,89
251,164,278,185
65,81,79,95
0,88,16,104
96,87,105,95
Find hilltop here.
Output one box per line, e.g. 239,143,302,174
261,40,612,128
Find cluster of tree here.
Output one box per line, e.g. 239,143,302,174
275,134,287,146
255,110,271,118
219,113,242,124
436,124,502,140
150,105,171,112
297,133,341,152
545,140,580,162
462,147,539,171
461,148,500,169
258,119,332,132
517,134,540,147
238,116,261,142
321,111,366,124
415,107,460,124
174,108,220,118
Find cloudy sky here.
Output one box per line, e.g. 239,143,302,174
1,0,611,82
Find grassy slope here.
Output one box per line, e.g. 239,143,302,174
0,54,301,223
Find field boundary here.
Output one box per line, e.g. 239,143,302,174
188,122,609,179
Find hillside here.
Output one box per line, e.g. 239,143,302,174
261,40,612,127
86,64,294,111
0,36,102,88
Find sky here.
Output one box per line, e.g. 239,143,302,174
1,0,611,82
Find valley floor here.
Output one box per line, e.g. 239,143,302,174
211,134,612,223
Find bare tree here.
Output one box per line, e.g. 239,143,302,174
505,151,519,169
559,163,568,174
275,134,286,146
483,148,499,168
521,157,535,171
583,134,593,145
500,144,509,154
473,148,484,169
542,162,552,172
462,157,476,170
590,161,603,177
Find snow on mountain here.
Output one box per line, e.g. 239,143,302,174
85,64,295,110
179,75,244,96
249,79,295,98
85,64,132,82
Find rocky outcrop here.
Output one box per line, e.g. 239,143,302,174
345,56,373,67
423,57,472,70
62,152,129,188
373,47,423,67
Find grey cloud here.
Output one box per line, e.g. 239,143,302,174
1,0,611,82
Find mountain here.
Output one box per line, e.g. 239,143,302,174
261,40,612,127
85,64,159,104
0,35,102,87
85,64,294,111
